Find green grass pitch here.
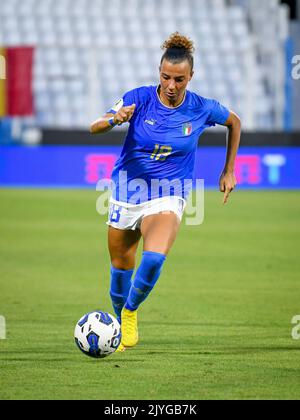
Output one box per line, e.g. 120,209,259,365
0,189,300,400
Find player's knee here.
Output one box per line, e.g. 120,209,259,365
111,255,135,271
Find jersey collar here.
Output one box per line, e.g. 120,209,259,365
156,85,187,110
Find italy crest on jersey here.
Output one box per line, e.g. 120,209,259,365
183,123,192,136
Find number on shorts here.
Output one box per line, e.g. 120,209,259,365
110,205,122,223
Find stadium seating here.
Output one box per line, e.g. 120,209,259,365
0,0,289,130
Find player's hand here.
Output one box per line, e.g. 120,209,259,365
113,104,136,125
219,170,237,205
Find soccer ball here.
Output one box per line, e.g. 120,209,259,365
74,311,121,358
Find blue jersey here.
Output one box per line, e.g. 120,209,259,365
108,85,230,204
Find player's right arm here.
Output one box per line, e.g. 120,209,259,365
90,104,136,134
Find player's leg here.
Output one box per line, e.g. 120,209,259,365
121,212,181,347
142,211,181,255
126,211,180,309
108,226,141,323
108,226,141,270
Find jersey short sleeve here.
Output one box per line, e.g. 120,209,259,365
206,99,230,127
107,89,139,114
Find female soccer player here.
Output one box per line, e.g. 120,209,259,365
90,32,241,351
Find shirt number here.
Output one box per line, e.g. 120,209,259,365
150,144,172,162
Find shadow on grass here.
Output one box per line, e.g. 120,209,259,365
138,345,300,356
141,321,286,328
0,345,299,364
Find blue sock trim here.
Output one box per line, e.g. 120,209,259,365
111,266,134,274
125,251,166,311
109,291,125,306
125,302,137,311
110,266,134,318
143,251,167,259
110,266,134,294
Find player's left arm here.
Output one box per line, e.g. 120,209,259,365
219,111,242,205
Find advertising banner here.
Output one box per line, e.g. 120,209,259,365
0,146,299,189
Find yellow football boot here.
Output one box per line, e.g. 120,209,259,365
121,307,139,347
116,342,126,353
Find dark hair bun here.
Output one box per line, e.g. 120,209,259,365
162,32,195,54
